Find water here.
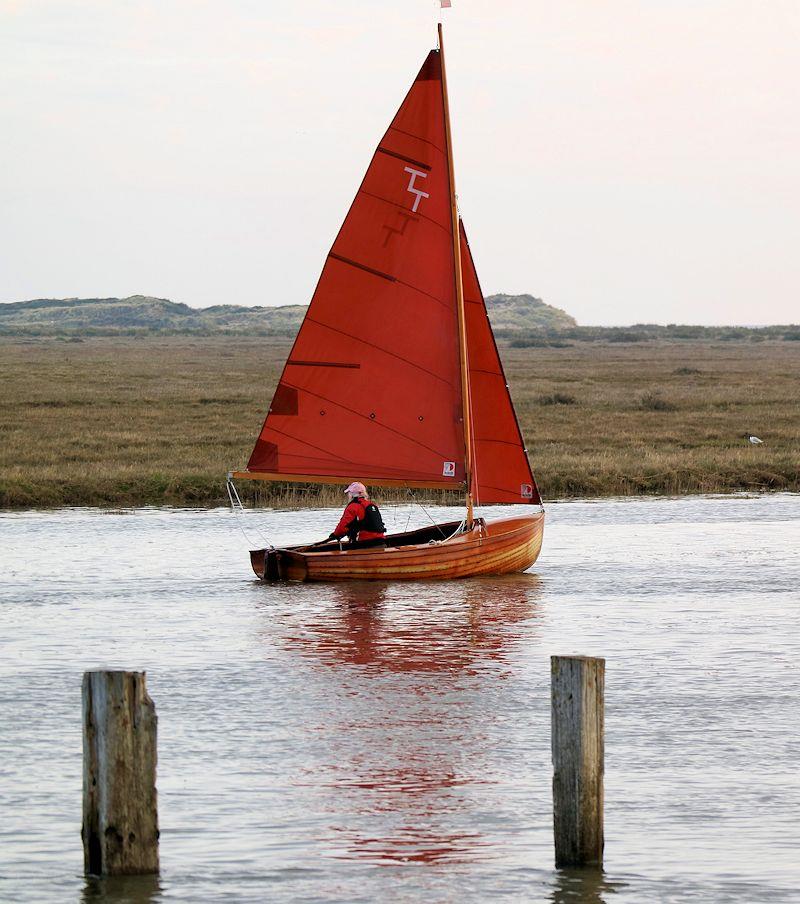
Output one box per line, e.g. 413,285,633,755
1,495,799,903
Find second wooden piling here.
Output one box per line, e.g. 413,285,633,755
551,655,605,868
82,670,159,876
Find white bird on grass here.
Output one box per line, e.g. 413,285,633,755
744,434,764,444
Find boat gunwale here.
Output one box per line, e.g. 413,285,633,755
273,513,543,560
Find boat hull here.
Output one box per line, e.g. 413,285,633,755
250,513,544,582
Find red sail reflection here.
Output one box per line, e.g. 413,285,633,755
290,574,542,674
274,574,544,864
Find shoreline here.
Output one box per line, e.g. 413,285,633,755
2,481,798,511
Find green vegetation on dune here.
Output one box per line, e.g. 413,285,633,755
0,293,574,336
4,295,798,343
0,295,307,335
483,293,576,330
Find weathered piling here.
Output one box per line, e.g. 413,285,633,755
82,670,159,875
551,655,605,868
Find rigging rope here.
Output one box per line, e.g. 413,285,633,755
406,489,448,539
226,477,274,550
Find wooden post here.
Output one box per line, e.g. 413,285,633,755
551,655,604,868
82,670,159,875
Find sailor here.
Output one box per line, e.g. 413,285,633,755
328,482,386,545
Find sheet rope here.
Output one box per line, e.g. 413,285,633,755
226,477,274,550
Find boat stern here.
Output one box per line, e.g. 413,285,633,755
251,548,309,582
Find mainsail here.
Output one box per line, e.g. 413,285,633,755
241,37,540,506
246,50,465,489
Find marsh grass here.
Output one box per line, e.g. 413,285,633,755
1,336,798,506
538,392,577,406
639,390,677,411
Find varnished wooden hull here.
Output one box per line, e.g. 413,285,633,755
250,513,544,582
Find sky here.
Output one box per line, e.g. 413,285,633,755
1,0,798,325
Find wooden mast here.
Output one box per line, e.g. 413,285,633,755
438,22,474,525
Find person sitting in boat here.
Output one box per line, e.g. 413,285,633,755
327,482,386,545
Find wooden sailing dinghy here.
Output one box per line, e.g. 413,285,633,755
231,26,544,581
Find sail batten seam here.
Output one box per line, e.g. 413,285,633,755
328,253,395,282
376,147,431,170
287,360,360,369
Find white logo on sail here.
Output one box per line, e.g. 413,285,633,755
443,461,456,477
404,166,430,213
521,484,533,498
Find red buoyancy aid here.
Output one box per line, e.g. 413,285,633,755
333,498,386,541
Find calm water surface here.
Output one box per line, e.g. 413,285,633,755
1,495,799,903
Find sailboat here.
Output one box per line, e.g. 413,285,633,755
231,25,545,582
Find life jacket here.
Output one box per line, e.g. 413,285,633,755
346,498,386,541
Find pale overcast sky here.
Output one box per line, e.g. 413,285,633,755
2,0,798,324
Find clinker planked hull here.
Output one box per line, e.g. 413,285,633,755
250,513,544,582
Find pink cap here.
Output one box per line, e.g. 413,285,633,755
344,481,367,497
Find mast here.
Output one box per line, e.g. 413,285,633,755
438,22,474,525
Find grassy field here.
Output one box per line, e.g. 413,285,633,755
1,336,798,507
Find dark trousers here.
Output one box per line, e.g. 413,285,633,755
353,537,387,549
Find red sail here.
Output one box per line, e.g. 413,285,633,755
247,50,466,489
461,222,542,505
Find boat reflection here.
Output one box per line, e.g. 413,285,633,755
287,573,544,674
269,574,544,865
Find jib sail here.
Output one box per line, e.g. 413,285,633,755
461,222,541,505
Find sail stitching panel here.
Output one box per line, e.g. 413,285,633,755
263,426,457,480
356,188,450,236
276,383,463,460
473,482,529,497
304,316,458,388
260,425,455,478
376,147,432,171
253,425,457,486
389,277,452,311
261,428,437,477
325,254,453,313
260,426,360,466
388,125,445,154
